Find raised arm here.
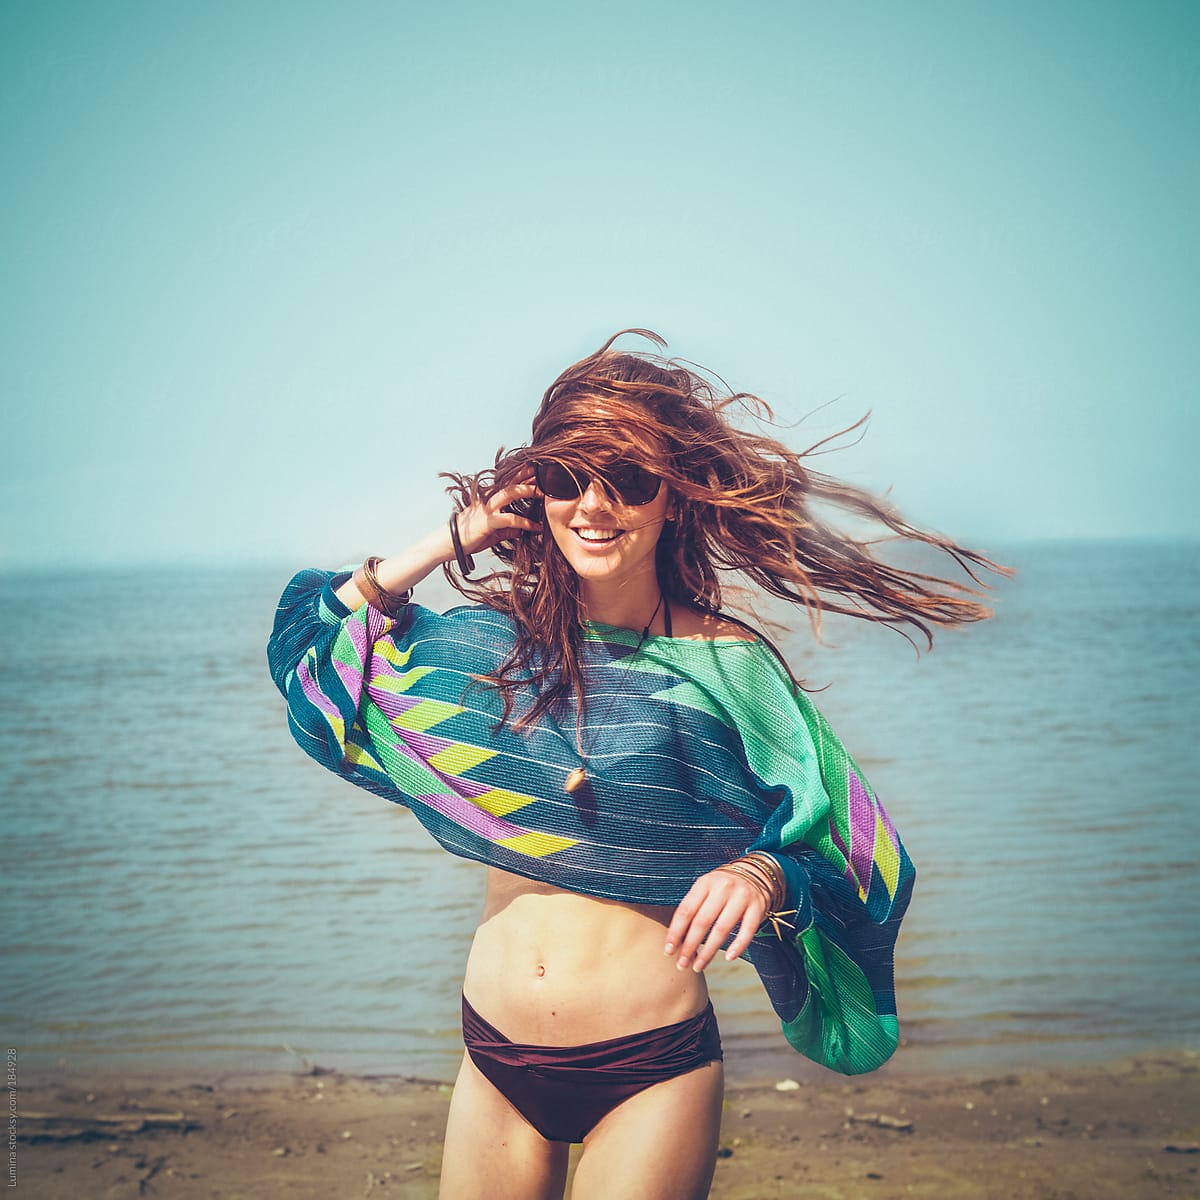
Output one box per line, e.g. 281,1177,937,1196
334,477,542,611
267,474,541,792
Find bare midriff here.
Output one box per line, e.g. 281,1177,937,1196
461,867,709,1047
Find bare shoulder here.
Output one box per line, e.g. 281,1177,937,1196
669,607,759,643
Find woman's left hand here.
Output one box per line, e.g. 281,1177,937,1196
663,869,767,972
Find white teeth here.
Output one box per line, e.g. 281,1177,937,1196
575,528,621,542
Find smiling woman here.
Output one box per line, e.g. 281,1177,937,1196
267,329,1006,1200
541,459,672,596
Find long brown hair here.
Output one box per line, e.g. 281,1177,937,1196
442,329,1008,728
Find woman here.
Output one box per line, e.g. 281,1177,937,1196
267,330,1000,1199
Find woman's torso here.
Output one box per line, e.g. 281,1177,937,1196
460,608,760,1044
462,866,709,1045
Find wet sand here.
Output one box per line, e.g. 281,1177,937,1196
13,1052,1199,1198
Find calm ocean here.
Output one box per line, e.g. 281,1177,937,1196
2,542,1197,1083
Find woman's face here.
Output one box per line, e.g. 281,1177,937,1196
539,458,672,592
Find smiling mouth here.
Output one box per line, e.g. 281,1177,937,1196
573,527,624,543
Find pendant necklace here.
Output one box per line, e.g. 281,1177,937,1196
564,594,672,795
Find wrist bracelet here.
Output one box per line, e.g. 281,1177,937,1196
716,862,772,908
743,852,788,910
720,853,785,911
449,511,476,576
718,853,797,941
352,556,413,617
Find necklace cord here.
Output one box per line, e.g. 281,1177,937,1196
566,592,667,794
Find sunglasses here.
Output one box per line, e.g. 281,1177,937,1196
534,460,663,507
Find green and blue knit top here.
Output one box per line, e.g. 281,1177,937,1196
268,569,915,1074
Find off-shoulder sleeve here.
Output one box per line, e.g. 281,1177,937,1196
266,567,505,808
732,649,916,1075
268,568,409,797
267,568,354,698
266,569,589,878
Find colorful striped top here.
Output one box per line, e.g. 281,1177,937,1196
267,569,916,1075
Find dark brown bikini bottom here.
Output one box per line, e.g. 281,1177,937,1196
461,992,723,1144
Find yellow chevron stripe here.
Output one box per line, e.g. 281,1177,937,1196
345,740,384,773
391,697,463,733
496,831,578,858
371,666,436,693
874,811,899,898
373,640,414,667
323,712,345,745
470,787,538,818
428,743,496,774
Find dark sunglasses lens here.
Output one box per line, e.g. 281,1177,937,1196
536,461,586,499
535,460,662,506
607,463,661,505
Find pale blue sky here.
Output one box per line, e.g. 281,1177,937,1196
2,1,1195,567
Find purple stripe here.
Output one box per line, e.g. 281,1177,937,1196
344,614,371,662
393,726,460,762
385,728,497,800
847,767,877,892
412,790,530,843
373,730,525,843
367,654,405,682
829,822,855,884
850,761,898,846
437,771,493,800
876,794,899,848
364,605,393,642
333,656,364,698
296,659,346,725
367,687,427,722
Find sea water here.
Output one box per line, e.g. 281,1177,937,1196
1,542,1196,1082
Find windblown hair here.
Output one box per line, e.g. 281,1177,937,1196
443,329,1007,729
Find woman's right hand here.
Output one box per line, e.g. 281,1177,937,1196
335,477,542,612
455,477,543,556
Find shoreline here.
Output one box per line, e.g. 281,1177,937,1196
13,1051,1199,1198
12,1024,1196,1093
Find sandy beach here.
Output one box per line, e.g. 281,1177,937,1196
13,1052,1198,1198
